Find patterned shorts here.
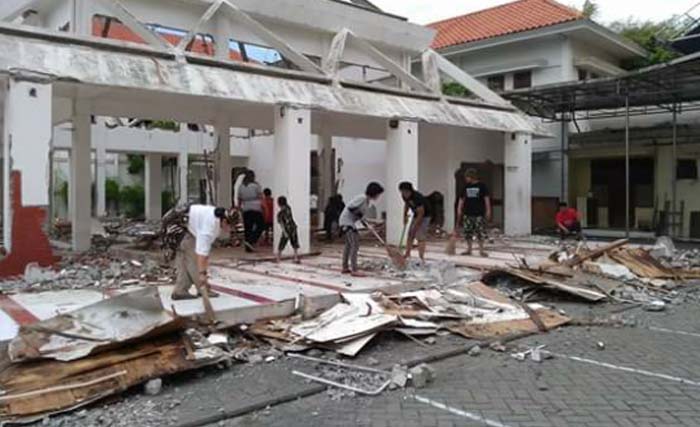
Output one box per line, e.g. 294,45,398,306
463,216,487,241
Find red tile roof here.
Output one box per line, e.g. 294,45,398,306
92,16,247,62
428,0,583,50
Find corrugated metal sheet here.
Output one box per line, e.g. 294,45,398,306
0,29,544,135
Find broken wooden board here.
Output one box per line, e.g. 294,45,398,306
9,287,180,363
0,334,225,424
446,308,570,340
564,239,629,267
609,248,679,280
485,268,607,302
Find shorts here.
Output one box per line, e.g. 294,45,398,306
463,215,487,241
410,217,432,241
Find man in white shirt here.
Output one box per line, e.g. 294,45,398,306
172,205,233,300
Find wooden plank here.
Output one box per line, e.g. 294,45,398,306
446,309,570,340
564,239,629,267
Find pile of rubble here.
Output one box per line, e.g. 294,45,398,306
0,254,174,293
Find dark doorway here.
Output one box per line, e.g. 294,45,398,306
590,158,654,229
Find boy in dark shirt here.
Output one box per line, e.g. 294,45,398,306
456,168,491,257
276,196,300,263
399,182,432,263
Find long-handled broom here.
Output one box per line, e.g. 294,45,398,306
363,221,406,269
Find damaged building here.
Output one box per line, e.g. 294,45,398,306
0,0,541,275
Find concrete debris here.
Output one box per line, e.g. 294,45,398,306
531,348,553,363
643,300,666,312
390,364,409,389
597,341,606,350
468,345,481,357
489,341,507,352
143,378,163,396
650,236,676,260
409,364,436,389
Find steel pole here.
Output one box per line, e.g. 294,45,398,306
672,105,678,237
625,95,630,238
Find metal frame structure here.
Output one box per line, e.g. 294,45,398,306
504,52,700,237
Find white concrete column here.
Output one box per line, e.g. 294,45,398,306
178,134,189,206
2,80,53,252
215,13,231,61
274,105,311,255
71,0,92,36
385,120,418,245
215,121,232,207
70,101,92,251
145,154,163,220
95,142,107,217
504,132,532,236
318,132,334,215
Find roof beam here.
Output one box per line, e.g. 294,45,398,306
0,0,44,22
176,0,225,55
220,0,325,75
323,29,349,81
427,49,510,107
346,30,431,93
421,49,442,94
93,0,175,52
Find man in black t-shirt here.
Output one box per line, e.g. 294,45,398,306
455,169,491,257
399,182,432,263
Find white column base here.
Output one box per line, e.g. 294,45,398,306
145,154,163,220
504,132,532,236
385,121,419,245
273,105,311,255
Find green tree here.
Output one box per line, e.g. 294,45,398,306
442,82,470,97
581,0,599,19
610,18,681,69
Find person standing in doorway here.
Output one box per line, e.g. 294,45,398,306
339,182,385,274
261,188,274,245
238,170,264,252
399,182,432,263
172,205,233,300
456,168,491,257
276,196,300,263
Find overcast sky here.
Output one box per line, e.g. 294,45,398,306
370,0,700,25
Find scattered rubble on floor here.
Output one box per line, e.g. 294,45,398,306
0,253,173,293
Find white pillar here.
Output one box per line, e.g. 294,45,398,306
72,0,92,36
2,80,53,252
274,105,311,255
145,154,163,220
178,134,189,206
385,120,418,245
71,101,92,251
318,132,334,216
95,143,107,217
504,132,532,236
215,121,232,207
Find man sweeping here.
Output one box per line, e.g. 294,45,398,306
172,205,234,300
276,196,301,264
456,168,491,257
339,182,385,274
399,182,432,263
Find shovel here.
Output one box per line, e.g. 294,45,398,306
363,221,406,269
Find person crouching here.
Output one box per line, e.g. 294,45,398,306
172,205,233,301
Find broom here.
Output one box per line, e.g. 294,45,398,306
363,221,406,269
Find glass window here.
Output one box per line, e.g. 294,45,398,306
487,75,505,92
677,159,698,180
513,71,532,89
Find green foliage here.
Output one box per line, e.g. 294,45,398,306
148,120,180,132
56,181,69,204
105,179,120,203
610,18,681,69
442,82,470,97
127,155,145,175
580,0,598,19
119,185,145,219
161,190,176,213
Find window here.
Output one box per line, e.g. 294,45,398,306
487,75,505,92
513,71,532,89
677,159,698,180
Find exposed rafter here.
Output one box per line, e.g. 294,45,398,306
176,0,224,55
425,49,510,107
94,0,175,52
220,0,325,75
323,29,349,80
345,29,432,94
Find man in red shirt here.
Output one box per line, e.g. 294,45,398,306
555,202,582,240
